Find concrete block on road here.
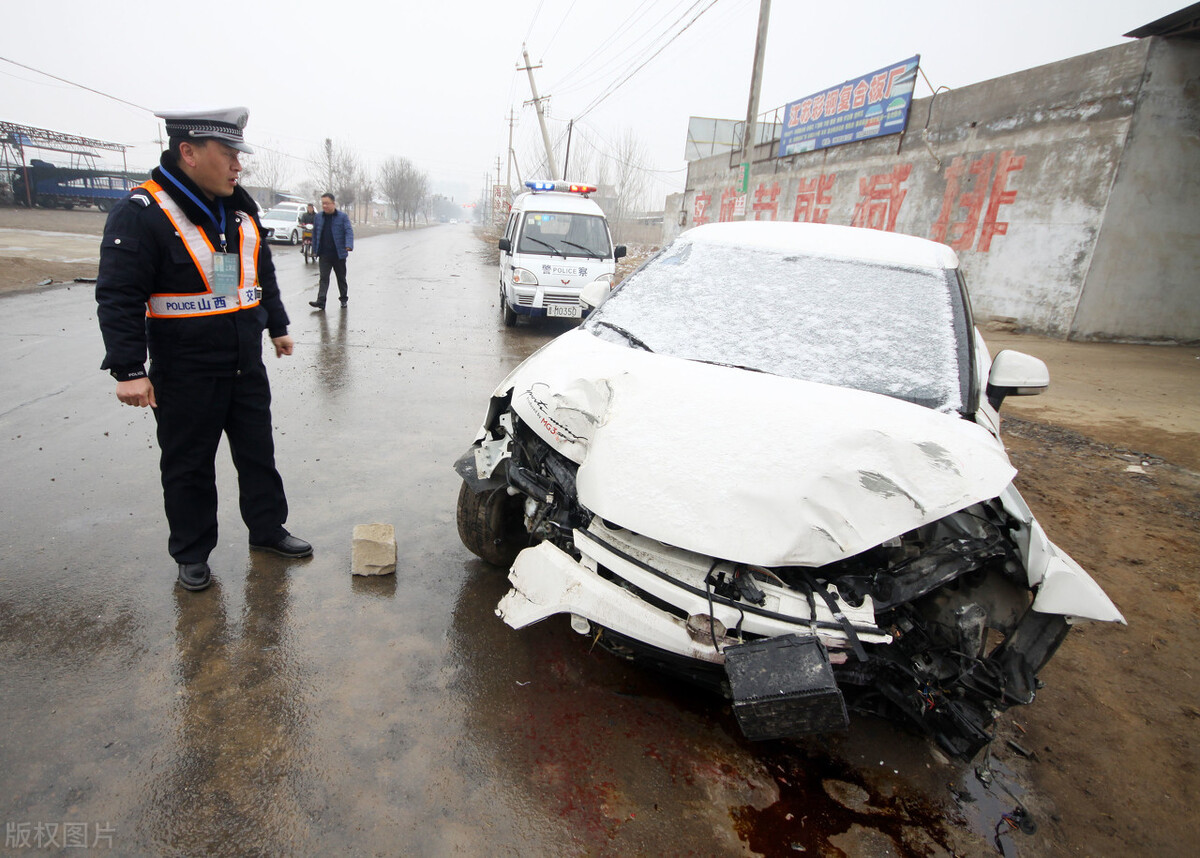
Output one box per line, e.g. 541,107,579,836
352,523,397,576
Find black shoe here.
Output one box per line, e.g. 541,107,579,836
250,533,313,558
177,562,212,591
339,299,348,308
309,301,325,310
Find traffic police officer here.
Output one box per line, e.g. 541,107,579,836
96,106,311,592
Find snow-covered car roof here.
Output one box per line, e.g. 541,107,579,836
683,221,960,270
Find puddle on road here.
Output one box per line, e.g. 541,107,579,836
732,748,950,856
730,733,1040,856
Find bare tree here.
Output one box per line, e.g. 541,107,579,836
378,156,411,227
310,138,359,205
378,156,428,228
609,129,649,242
404,170,428,227
241,141,291,197
357,177,375,224
563,131,598,185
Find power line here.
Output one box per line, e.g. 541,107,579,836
574,0,722,122
550,0,680,93
542,0,581,53
0,55,152,114
523,0,547,45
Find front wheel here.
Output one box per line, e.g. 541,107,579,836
290,230,300,245
456,481,529,567
500,286,517,327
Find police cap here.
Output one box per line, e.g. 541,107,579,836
155,106,253,153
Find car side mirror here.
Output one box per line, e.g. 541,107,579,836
580,280,611,310
498,238,511,253
986,349,1049,410
614,245,627,260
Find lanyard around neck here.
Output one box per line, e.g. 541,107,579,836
159,165,229,251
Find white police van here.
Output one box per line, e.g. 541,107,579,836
498,181,626,326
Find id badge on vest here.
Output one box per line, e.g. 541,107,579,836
211,252,239,299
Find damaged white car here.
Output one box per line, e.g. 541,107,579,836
454,221,1124,758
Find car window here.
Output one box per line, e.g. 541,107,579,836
518,212,611,258
583,237,971,413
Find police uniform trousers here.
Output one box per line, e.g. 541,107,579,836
150,361,288,563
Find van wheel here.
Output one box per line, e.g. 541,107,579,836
501,287,517,327
456,481,528,567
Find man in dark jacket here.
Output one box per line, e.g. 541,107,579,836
308,192,354,309
96,106,311,592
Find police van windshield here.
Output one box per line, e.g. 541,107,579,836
518,212,611,258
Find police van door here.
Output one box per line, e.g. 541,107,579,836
498,210,521,324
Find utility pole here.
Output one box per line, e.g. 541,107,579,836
509,148,523,187
739,0,771,220
519,44,559,180
495,157,504,224
324,138,333,193
563,120,574,180
505,109,517,192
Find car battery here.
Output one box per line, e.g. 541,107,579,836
724,633,849,741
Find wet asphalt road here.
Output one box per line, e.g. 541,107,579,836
0,225,1009,857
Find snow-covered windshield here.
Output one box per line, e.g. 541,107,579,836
583,236,971,412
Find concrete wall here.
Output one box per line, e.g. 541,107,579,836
1071,39,1200,341
671,38,1197,343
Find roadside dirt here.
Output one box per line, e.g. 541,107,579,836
0,205,404,295
0,207,106,293
5,207,1198,855
995,419,1200,856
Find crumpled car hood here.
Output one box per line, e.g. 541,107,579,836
499,329,1016,567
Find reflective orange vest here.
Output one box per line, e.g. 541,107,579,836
139,179,262,318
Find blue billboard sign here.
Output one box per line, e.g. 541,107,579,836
777,55,920,157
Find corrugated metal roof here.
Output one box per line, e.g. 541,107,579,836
1124,2,1200,38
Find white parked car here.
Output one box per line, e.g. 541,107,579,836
455,221,1124,757
259,206,305,245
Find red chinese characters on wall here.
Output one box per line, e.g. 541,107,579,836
793,174,836,223
719,186,741,222
751,182,782,220
689,149,1022,253
931,150,1025,251
851,164,913,232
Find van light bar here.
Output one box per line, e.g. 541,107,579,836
525,180,598,194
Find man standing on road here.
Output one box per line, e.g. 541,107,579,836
308,192,353,310
95,106,312,593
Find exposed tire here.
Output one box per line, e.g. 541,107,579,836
456,481,529,567
290,230,300,245
501,287,517,327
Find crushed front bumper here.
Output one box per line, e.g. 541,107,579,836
495,520,891,666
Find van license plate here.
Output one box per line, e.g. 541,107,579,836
547,305,581,318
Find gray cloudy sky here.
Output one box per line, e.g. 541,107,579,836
1,0,1178,204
